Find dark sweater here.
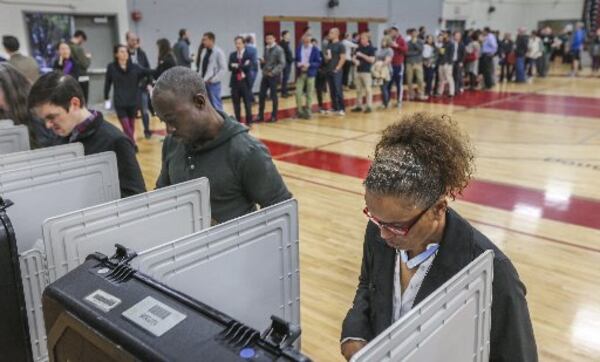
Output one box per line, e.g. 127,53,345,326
104,62,150,107
156,111,292,223
60,111,146,197
515,35,529,57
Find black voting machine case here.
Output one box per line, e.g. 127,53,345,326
42,246,310,362
0,197,34,362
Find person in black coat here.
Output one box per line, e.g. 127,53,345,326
28,72,146,197
228,36,254,125
340,113,537,362
280,30,294,97
499,33,515,82
126,31,153,139
451,31,466,94
104,44,152,148
154,38,177,80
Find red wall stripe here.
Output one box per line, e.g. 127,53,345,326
263,20,281,43
358,22,369,33
294,21,309,48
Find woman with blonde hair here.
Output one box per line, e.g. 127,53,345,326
373,36,393,109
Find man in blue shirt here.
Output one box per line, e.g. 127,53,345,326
570,22,586,77
481,27,498,89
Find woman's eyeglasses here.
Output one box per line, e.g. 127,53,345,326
363,206,432,236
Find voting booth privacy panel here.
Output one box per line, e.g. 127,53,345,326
21,178,212,362
0,118,15,127
0,143,84,171
42,177,212,283
42,250,310,362
351,251,494,362
0,152,120,362
0,124,31,154
131,199,301,333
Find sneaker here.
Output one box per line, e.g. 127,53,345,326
396,102,403,109
418,95,429,101
319,108,327,114
377,105,387,110
337,110,346,116
364,107,372,113
351,107,363,113
144,131,152,140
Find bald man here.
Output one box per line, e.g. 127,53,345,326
152,66,292,224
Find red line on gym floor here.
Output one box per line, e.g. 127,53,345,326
280,172,600,254
270,142,600,230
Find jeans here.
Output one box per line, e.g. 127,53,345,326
388,64,404,103
481,54,495,88
315,72,327,108
326,70,345,111
259,75,279,120
452,62,464,92
516,56,526,82
295,73,315,116
281,63,292,96
424,64,435,95
231,80,253,124
380,80,391,107
206,82,223,111
500,60,514,82
137,89,151,135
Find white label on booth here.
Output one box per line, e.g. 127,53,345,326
84,289,122,312
122,296,187,337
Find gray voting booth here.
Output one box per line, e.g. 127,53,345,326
351,251,494,362
0,152,120,362
0,143,83,171
43,177,212,282
0,119,15,127
0,124,31,154
131,199,301,333
28,178,212,362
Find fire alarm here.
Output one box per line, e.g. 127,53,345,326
131,10,142,22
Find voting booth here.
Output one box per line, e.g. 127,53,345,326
351,251,494,362
16,177,211,362
42,177,212,283
42,249,310,362
0,152,120,362
131,199,301,333
0,143,83,171
0,124,31,154
0,118,15,127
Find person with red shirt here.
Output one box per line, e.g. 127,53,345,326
387,27,408,108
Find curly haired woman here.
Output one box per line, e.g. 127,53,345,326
340,113,537,361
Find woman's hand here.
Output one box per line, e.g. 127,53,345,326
341,340,367,361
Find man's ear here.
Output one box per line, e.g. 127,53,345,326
192,92,207,110
69,96,82,112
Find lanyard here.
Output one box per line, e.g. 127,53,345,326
400,243,439,269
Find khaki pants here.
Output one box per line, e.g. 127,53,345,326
406,62,425,98
437,64,455,96
355,72,373,109
295,73,316,116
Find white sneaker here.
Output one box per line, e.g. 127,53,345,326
337,110,346,116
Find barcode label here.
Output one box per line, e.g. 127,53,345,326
122,296,186,337
84,290,121,313
149,304,171,320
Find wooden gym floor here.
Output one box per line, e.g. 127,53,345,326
107,67,600,361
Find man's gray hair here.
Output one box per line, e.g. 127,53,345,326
153,66,206,101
